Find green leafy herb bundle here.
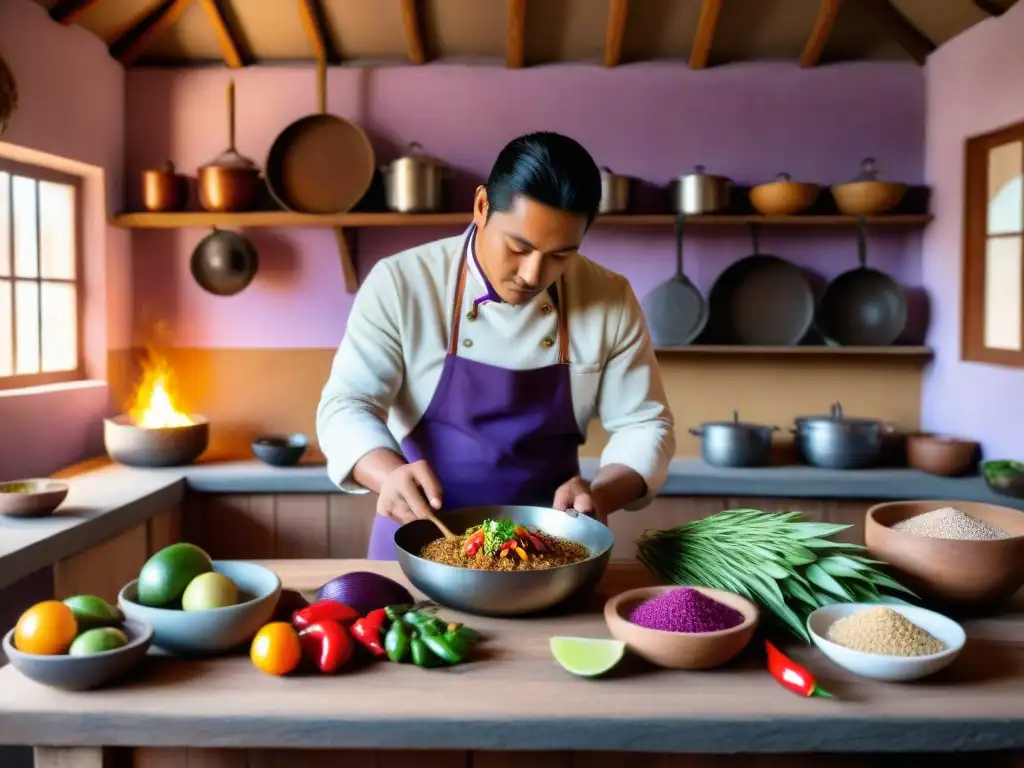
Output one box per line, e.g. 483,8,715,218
635,508,917,643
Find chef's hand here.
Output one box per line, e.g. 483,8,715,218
377,459,443,525
552,476,607,524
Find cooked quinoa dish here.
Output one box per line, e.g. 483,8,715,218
419,518,590,571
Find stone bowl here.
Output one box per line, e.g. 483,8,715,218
865,500,1024,609
104,414,210,467
252,433,308,467
117,560,281,655
0,479,69,517
604,585,759,670
2,619,154,691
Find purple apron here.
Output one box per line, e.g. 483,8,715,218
366,228,584,560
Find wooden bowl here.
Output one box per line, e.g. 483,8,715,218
865,500,1024,609
604,585,758,670
0,479,69,518
749,175,820,215
906,434,979,476
830,180,907,216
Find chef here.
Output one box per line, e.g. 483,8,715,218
316,131,675,560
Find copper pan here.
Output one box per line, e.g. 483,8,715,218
197,81,263,212
264,60,375,214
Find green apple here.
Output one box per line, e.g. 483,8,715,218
181,572,238,611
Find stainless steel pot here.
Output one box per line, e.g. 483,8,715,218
381,141,446,213
795,402,883,470
598,166,630,214
394,505,613,617
688,410,778,468
673,164,732,214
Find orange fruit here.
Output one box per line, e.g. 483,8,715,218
250,622,302,676
14,600,79,655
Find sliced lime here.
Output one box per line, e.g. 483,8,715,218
550,636,626,677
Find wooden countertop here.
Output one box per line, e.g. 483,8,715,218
0,561,1022,753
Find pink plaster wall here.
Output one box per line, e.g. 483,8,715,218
921,2,1024,459
0,0,128,481
124,61,925,349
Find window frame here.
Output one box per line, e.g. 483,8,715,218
961,119,1024,367
0,157,86,391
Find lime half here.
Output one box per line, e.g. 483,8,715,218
550,636,626,677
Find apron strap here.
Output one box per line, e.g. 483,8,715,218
448,227,570,364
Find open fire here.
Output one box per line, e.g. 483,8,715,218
127,348,193,429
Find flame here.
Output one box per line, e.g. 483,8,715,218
127,347,193,429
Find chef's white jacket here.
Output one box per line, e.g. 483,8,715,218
316,232,676,511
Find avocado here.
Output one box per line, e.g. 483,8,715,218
137,543,214,607
69,627,129,656
63,594,124,630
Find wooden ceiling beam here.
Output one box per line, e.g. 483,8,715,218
971,0,1007,15
800,0,842,67
604,0,629,67
110,0,194,67
400,0,427,65
861,0,935,65
199,0,243,68
507,0,527,69
689,0,722,69
49,0,105,25
297,0,332,64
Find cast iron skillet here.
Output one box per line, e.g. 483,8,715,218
706,225,815,346
190,228,258,297
815,219,907,346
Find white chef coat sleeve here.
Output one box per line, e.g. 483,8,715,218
316,259,406,493
596,278,676,511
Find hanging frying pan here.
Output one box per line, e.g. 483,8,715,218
641,214,709,347
706,225,815,346
265,60,375,214
190,229,259,297
815,219,908,346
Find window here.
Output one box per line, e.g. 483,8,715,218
962,119,1024,367
0,158,83,390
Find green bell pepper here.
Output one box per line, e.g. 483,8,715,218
384,619,411,663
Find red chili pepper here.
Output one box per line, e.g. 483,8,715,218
350,616,388,657
364,607,389,628
299,620,354,673
464,529,485,556
765,640,834,699
293,599,360,630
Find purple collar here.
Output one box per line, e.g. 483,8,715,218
465,226,559,319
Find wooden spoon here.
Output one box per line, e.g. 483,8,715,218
423,509,458,541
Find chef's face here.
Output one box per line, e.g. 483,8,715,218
472,187,587,305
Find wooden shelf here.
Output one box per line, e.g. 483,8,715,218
111,211,933,229
655,345,934,359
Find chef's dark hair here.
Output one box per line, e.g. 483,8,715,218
484,132,602,225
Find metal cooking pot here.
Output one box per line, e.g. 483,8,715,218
381,141,446,213
598,166,630,214
189,228,259,297
688,410,778,468
394,505,613,617
673,165,732,215
794,402,883,470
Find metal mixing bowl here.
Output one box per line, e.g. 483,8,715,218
394,505,614,617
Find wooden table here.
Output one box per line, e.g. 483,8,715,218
2,560,1024,768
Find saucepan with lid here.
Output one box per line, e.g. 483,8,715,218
672,165,733,215
688,410,779,468
794,402,884,470
598,166,630,214
381,142,448,213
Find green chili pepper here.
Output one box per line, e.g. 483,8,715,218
453,625,483,644
421,632,467,664
443,630,470,659
418,621,442,636
384,604,412,622
410,636,442,668
384,620,410,663
402,610,439,629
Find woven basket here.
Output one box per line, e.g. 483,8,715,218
0,54,18,139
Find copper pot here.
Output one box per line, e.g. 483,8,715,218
907,434,979,477
197,80,262,212
142,161,189,212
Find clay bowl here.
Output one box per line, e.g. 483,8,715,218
749,176,820,215
981,460,1024,499
906,434,979,476
604,585,759,670
830,180,907,216
0,479,69,518
865,500,1024,610
3,619,154,691
104,414,209,468
252,433,308,467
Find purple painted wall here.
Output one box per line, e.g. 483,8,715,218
124,61,925,348
921,3,1024,459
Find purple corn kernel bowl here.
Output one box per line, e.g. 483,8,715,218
604,585,759,670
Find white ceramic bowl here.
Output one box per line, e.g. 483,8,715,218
807,603,966,682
